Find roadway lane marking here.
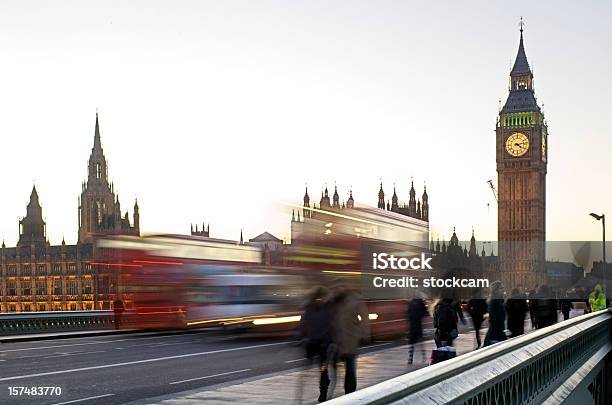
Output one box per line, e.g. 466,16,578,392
51,393,114,404
285,358,306,363
44,350,107,359
0,341,291,382
0,334,191,354
144,340,197,347
362,342,392,349
169,368,252,385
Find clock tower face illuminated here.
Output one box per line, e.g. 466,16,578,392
495,26,548,291
505,132,529,157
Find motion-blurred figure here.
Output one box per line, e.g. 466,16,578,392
113,299,124,330
528,287,537,329
576,287,590,314
328,282,369,397
433,298,459,348
484,281,506,346
298,286,332,403
406,295,427,364
467,289,487,349
505,288,527,338
531,285,558,328
560,290,574,320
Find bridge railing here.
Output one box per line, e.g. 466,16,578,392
328,310,612,405
0,311,114,335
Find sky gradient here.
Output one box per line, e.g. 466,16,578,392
1,1,610,246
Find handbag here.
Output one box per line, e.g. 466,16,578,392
430,346,456,365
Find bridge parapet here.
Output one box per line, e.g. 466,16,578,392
0,311,114,335
329,310,612,405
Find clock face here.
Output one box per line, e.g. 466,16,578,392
505,132,529,157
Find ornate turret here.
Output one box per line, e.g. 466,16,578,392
469,229,477,257
133,199,140,232
88,113,108,184
377,183,385,209
501,20,540,114
391,187,399,212
18,186,47,247
347,189,354,208
320,187,331,209
421,185,429,221
408,181,417,216
450,227,459,247
78,113,140,243
332,185,340,209
303,186,310,208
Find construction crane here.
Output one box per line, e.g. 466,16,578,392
487,179,498,202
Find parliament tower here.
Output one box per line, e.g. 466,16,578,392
496,23,548,290
78,114,139,243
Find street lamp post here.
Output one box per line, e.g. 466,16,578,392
589,213,607,302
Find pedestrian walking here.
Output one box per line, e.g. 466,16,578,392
484,281,506,346
433,298,458,348
297,286,332,403
531,285,558,328
113,299,124,329
505,288,527,338
406,296,427,364
328,282,369,397
467,289,487,349
560,291,573,320
528,288,537,329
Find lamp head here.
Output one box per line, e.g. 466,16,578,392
590,213,603,221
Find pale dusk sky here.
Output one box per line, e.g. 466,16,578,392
0,1,610,246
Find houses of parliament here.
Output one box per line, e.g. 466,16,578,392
0,114,139,312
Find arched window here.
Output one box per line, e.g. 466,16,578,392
97,201,103,225
96,163,101,179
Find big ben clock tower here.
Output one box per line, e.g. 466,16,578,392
497,23,547,290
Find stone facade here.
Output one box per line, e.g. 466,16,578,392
0,114,139,312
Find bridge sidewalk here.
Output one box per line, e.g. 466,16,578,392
139,331,480,405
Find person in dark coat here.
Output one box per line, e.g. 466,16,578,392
560,290,574,320
407,296,428,364
531,285,558,329
433,298,458,347
467,289,488,349
299,286,332,403
505,288,528,338
113,299,125,329
484,281,507,346
328,283,369,396
528,288,537,329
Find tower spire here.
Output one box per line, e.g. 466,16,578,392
511,18,531,76
94,111,102,151
502,19,539,113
